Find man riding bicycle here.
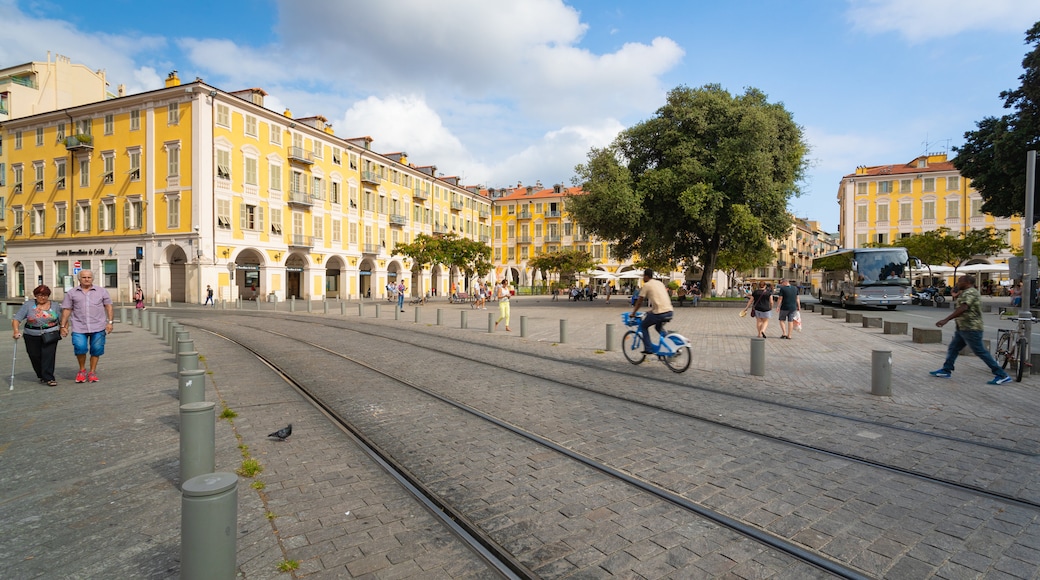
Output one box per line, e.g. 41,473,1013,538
630,268,674,354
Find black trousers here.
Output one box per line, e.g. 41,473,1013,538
24,333,58,382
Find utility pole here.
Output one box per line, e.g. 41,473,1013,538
1023,150,1036,361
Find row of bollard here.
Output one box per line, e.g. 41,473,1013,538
744,306,891,395
147,313,237,579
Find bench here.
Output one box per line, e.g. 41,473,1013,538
883,321,908,335
912,327,942,343
450,292,472,304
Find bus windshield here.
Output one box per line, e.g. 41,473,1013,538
856,250,909,286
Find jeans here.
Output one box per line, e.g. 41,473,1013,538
397,293,404,310
639,311,673,352
942,329,1007,377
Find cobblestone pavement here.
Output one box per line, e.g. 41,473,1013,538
1,296,1037,578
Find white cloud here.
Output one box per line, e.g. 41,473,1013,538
846,0,1040,41
0,0,166,90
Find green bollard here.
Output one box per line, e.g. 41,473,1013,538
358,303,364,317
750,337,765,376
178,351,200,373
375,304,381,318
179,369,206,404
461,310,467,329
174,330,190,352
488,312,494,333
520,316,528,338
415,307,421,324
119,307,127,324
341,302,347,316
181,472,238,580
436,308,443,326
290,297,295,312
177,338,195,355
179,402,215,486
307,299,313,313
323,300,329,314
606,323,615,351
560,319,567,343
871,350,892,396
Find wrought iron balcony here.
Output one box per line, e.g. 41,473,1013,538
289,235,314,249
389,214,407,226
450,200,464,211
360,170,380,185
517,209,532,219
287,189,312,207
363,243,382,255
287,146,314,164
412,187,429,201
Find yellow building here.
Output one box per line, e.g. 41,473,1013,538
0,71,491,302
837,153,1023,259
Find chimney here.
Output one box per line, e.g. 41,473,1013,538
164,70,181,87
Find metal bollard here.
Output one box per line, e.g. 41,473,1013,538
168,324,183,348
145,310,153,332
236,297,242,309
376,304,381,318
461,310,468,329
307,299,313,313
559,319,567,344
290,297,295,312
358,303,364,317
181,472,238,580
256,296,261,311
177,338,195,355
520,316,528,338
606,323,615,351
750,337,765,376
341,302,347,316
119,307,127,324
179,369,206,404
167,298,172,308
221,299,226,310
488,312,494,333
179,401,215,485
415,307,421,324
436,309,443,326
395,307,400,321
175,330,190,352
871,350,892,396
323,300,329,315
178,351,200,373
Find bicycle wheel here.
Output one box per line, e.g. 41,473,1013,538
996,332,1012,369
664,345,692,373
622,331,646,364
1016,337,1029,382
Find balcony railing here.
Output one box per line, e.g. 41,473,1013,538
389,214,408,226
517,210,532,219
361,170,380,185
412,187,429,200
450,200,464,211
516,236,532,244
545,234,561,242
287,190,312,207
288,146,314,164
363,243,382,254
65,135,93,152
479,210,490,219
289,235,314,248
546,210,562,218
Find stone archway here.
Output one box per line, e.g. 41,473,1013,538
235,249,263,300
168,246,188,302
325,256,345,299
359,258,376,299
286,254,306,299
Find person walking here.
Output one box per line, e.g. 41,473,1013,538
930,275,1012,385
204,284,214,306
12,285,62,386
396,281,406,312
775,279,801,339
134,284,145,310
494,279,512,331
59,270,114,384
742,282,775,338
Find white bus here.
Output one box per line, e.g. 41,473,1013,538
813,247,914,310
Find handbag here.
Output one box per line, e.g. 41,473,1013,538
40,329,61,346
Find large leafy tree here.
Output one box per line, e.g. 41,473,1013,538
954,21,1040,219
395,233,492,286
568,84,808,290
894,227,1009,279
528,249,595,289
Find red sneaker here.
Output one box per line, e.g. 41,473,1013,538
87,372,99,383
75,369,87,383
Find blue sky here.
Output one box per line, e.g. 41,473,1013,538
3,0,1039,232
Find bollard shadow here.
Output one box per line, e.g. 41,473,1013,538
158,413,180,433
130,523,180,576
149,454,181,488
162,388,179,400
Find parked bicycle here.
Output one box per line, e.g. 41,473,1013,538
621,312,692,373
996,310,1037,382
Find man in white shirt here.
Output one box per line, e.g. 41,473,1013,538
630,268,674,354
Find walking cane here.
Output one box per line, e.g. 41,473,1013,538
10,336,18,391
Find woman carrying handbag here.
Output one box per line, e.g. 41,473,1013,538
11,285,63,386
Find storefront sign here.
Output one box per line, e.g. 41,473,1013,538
56,248,106,256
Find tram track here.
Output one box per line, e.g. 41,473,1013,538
195,322,871,579
190,311,1040,510
180,312,1040,577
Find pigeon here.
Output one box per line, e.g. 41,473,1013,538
268,424,292,441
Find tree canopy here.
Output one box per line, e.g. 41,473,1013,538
893,227,1009,278
954,21,1040,220
394,233,492,282
527,249,596,289
567,84,808,290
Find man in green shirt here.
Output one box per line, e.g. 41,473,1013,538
930,275,1011,384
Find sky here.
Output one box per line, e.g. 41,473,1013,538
2,0,1039,233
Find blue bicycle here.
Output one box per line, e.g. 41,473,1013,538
621,312,692,373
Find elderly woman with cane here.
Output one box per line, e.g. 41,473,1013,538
11,285,63,386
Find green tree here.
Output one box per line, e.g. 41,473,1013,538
954,21,1040,219
528,249,595,289
568,84,808,291
394,233,492,287
894,227,1009,278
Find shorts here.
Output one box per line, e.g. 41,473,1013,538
753,310,772,319
71,331,107,357
778,309,797,322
